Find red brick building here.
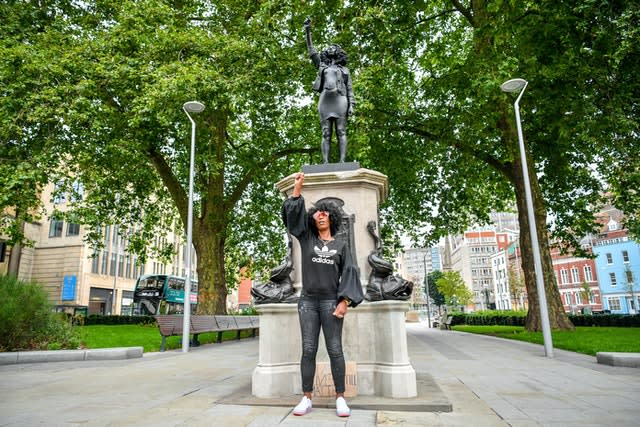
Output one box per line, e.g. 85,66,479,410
550,246,602,314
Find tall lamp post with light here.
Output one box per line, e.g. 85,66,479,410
182,100,205,352
422,253,432,328
501,78,553,357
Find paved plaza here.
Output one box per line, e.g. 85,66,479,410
1,323,639,426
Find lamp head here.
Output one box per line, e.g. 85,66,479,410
501,78,527,93
183,101,205,113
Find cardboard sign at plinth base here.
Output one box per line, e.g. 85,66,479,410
313,361,357,397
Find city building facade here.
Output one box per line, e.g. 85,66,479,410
397,246,442,309
592,212,640,314
1,183,195,315
550,246,602,314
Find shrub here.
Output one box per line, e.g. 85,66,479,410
0,275,80,351
457,310,527,327
83,314,156,326
569,313,640,327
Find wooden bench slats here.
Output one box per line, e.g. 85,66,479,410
156,315,184,335
214,315,237,330
234,316,253,328
154,314,259,351
191,315,218,333
249,316,260,328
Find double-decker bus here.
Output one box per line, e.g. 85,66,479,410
132,274,198,315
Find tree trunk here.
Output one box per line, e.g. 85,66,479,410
194,229,227,314
7,216,24,277
512,156,574,331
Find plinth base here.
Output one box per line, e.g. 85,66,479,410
251,301,417,399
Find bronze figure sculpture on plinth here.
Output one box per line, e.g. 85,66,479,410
251,235,298,304
304,18,355,164
365,221,414,301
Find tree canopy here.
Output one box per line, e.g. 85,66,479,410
436,271,473,308
2,1,638,319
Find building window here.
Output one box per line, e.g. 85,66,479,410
564,293,571,305
125,255,132,278
49,219,64,237
610,272,617,287
110,252,117,276
91,252,100,274
622,250,629,263
118,254,125,277
626,269,634,284
67,223,80,236
560,269,569,284
70,181,84,202
584,265,593,282
103,225,110,245
52,181,67,204
606,253,613,264
571,267,579,283
608,297,621,311
101,251,108,275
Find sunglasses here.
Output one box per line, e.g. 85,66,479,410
312,210,329,220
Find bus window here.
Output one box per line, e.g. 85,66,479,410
132,274,198,315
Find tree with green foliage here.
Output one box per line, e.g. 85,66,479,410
427,270,446,313
2,1,637,325
1,1,324,313
313,1,638,331
436,271,473,310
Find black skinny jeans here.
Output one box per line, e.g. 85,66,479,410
298,294,346,394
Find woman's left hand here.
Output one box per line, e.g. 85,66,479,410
333,300,348,319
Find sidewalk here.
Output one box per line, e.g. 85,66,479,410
1,323,639,426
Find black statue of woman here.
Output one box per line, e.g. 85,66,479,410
304,18,355,164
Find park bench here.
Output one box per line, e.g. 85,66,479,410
155,314,260,352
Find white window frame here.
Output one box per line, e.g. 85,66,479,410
49,219,64,238
584,265,593,282
608,297,621,311
622,250,630,263
571,267,580,283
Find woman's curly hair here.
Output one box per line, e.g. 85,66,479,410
308,200,341,237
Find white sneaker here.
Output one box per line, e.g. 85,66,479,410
293,396,312,416
336,396,351,417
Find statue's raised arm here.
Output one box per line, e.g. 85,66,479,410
304,18,320,68
303,17,355,164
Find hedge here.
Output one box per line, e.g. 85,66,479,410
83,314,156,326
451,311,640,328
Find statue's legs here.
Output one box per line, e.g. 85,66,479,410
336,118,348,163
321,119,333,163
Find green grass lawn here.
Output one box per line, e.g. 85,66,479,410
77,324,257,353
452,325,640,356
77,324,640,356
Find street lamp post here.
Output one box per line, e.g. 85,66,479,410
182,101,205,353
501,78,554,357
422,253,432,328
111,225,120,315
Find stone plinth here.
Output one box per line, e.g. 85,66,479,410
252,168,416,399
275,168,388,294
252,300,417,398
